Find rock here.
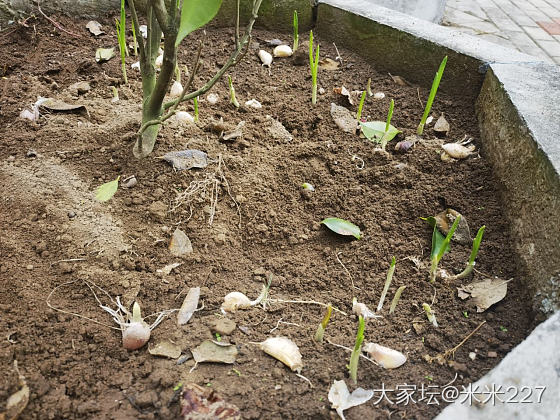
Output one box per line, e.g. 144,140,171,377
148,201,167,221
330,103,357,134
264,116,293,143
68,81,91,96
487,351,498,358
59,262,73,274
209,317,237,335
26,264,33,270
26,149,37,158
255,223,269,233
34,241,48,254
434,208,471,245
135,390,158,408
67,211,76,219
292,41,309,66
214,233,226,245
169,228,193,256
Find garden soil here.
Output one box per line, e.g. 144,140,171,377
0,15,534,420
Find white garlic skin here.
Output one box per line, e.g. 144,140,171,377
122,321,151,350
207,93,219,105
441,143,474,159
222,292,252,312
260,336,303,373
175,111,194,124
373,92,385,99
245,99,262,109
363,343,406,369
155,54,163,69
258,50,273,67
352,299,379,319
273,45,293,57
170,81,183,98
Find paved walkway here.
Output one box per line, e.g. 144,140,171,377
443,0,560,65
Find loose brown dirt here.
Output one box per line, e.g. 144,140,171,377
0,15,534,420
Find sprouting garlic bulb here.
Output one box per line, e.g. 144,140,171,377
258,50,273,67
363,343,406,369
170,80,183,98
259,336,303,373
175,111,194,124
122,321,151,350
273,45,293,57
222,292,252,312
352,298,380,319
441,143,475,159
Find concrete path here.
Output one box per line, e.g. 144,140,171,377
443,0,560,65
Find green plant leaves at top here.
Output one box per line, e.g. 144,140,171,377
321,217,361,239
360,121,401,143
95,176,120,202
176,0,223,46
422,216,448,259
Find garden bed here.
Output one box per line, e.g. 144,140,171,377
0,16,534,419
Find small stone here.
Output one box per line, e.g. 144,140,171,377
487,351,498,358
215,233,226,244
68,81,91,96
148,201,167,221
412,323,424,335
169,228,193,256
209,317,237,335
288,236,298,245
7,155,15,162
135,390,158,408
253,267,266,276
292,41,309,66
26,264,34,270
59,262,74,274
67,211,76,219
26,149,37,158
255,223,269,233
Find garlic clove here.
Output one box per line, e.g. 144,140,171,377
352,298,380,319
273,45,293,57
222,291,252,312
441,143,475,159
245,99,262,109
170,80,183,98
122,321,151,350
258,50,273,67
373,92,385,100
207,93,219,105
363,343,406,369
174,111,194,124
259,336,303,373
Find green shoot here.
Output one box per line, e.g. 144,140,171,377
429,215,461,283
389,285,406,315
314,304,332,342
115,0,128,83
309,30,320,105
385,99,394,133
423,303,438,327
366,78,373,97
228,75,240,108
193,96,199,122
453,225,486,279
131,17,138,56
360,99,400,151
174,64,181,83
293,10,299,52
417,56,447,136
356,90,366,121
377,256,396,312
111,86,119,102
349,315,365,384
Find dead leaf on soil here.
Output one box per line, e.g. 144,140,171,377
333,86,354,106
264,115,293,143
95,47,115,63
388,73,409,86
156,262,182,275
148,340,182,359
169,228,193,256
181,383,241,420
191,340,238,364
330,103,357,134
318,58,339,71
0,361,29,420
86,21,104,36
220,121,245,142
457,278,508,312
434,113,450,137
177,287,200,326
40,98,87,113
159,149,208,171
434,208,471,245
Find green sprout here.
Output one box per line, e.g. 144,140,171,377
314,303,332,342
366,77,373,97
293,10,299,52
389,285,406,315
360,99,401,151
499,326,508,332
452,226,485,279
309,30,320,105
349,315,365,384
429,215,461,283
356,90,366,121
115,0,128,83
193,96,199,122
131,17,138,56
228,75,240,108
423,303,438,327
232,368,241,376
215,332,222,342
377,257,396,312
462,311,469,318
417,56,447,136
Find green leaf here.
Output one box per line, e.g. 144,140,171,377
95,47,115,63
321,217,361,239
176,0,223,47
423,216,448,259
360,121,400,143
95,176,120,202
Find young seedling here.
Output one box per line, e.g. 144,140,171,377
423,303,438,327
193,96,199,122
429,215,461,283
309,30,320,105
293,10,299,52
377,257,396,312
360,99,401,151
129,0,264,158
417,56,447,136
314,304,333,342
115,0,128,83
131,17,138,56
452,226,485,279
228,75,240,108
366,78,373,97
356,90,366,121
349,315,365,384
389,285,406,315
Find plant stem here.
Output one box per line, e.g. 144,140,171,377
314,304,332,342
356,90,366,121
309,30,319,105
423,303,438,327
429,215,461,283
235,0,240,49
377,256,396,312
452,225,485,280
193,96,199,122
389,285,406,314
293,10,299,52
417,56,447,136
381,99,394,150
366,77,373,96
229,75,240,108
349,316,365,384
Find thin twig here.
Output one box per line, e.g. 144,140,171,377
50,258,86,266
443,320,486,359
417,88,423,108
269,299,347,316
325,339,379,366
269,318,301,334
336,251,356,290
333,42,343,64
235,0,241,49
